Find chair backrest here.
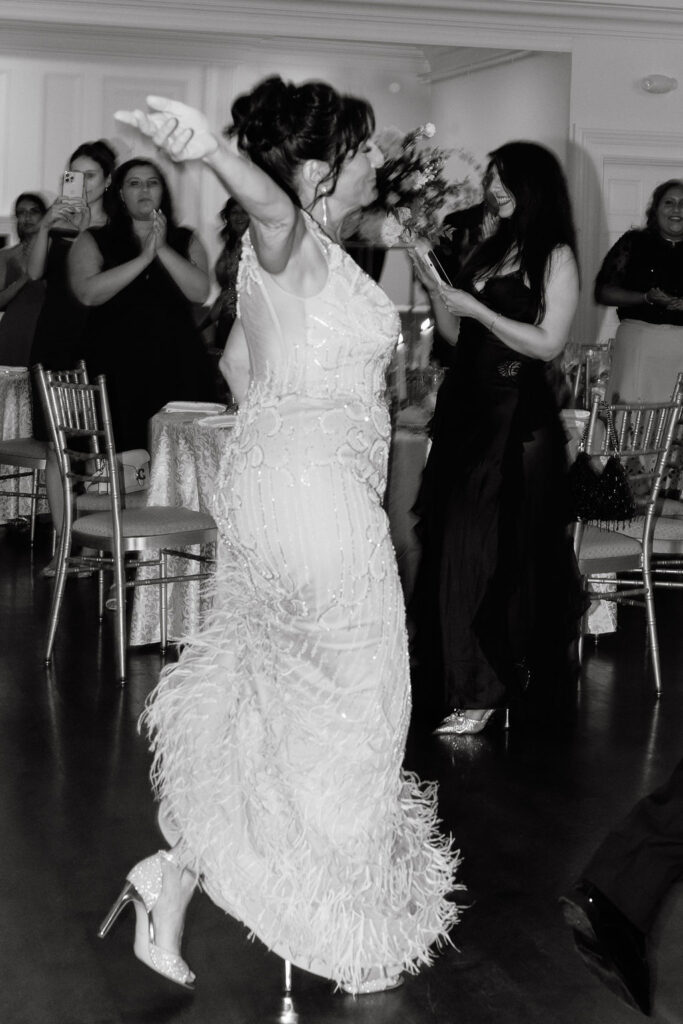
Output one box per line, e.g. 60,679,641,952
667,372,683,488
583,389,683,520
34,366,124,532
34,360,91,439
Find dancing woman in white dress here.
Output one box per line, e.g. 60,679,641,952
100,76,462,996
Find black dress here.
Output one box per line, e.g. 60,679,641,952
30,233,90,440
412,273,583,725
595,228,683,326
85,225,215,452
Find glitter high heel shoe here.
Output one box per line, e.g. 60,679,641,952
434,709,495,735
98,850,195,990
340,967,404,994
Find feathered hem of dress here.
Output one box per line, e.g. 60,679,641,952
142,545,465,992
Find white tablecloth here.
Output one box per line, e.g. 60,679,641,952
129,408,232,646
0,366,36,525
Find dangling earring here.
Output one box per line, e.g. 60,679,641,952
320,191,329,228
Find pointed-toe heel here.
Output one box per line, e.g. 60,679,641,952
98,850,195,991
434,708,497,735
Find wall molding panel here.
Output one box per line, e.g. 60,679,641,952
4,1,683,45
42,72,85,194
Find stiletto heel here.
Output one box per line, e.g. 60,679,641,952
98,850,195,991
98,880,138,938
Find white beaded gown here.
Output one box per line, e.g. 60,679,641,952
144,214,462,990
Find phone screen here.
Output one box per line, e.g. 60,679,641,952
61,170,85,198
417,249,453,288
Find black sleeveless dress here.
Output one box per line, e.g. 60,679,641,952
412,273,583,725
30,233,90,440
85,225,215,452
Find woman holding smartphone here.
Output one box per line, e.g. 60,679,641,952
412,142,584,734
28,139,116,576
29,139,116,380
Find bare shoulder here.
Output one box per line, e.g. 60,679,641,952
546,244,578,279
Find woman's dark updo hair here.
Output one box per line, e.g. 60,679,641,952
225,75,375,206
646,179,683,231
459,140,578,322
69,139,117,179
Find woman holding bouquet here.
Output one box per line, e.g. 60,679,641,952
99,77,461,998
412,141,584,734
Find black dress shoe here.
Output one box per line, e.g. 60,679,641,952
560,881,651,1015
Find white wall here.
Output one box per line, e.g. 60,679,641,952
571,36,683,134
431,52,572,190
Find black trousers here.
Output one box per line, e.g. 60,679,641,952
585,756,683,933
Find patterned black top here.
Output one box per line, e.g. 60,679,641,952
594,228,683,326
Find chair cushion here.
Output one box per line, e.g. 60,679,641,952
577,524,642,564
0,437,49,469
76,489,148,512
72,505,216,543
660,497,683,517
618,515,683,541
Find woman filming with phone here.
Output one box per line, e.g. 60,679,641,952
29,138,116,377
27,139,116,577
411,141,584,735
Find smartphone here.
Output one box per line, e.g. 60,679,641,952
415,248,453,288
61,170,85,198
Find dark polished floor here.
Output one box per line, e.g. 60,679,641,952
2,520,683,1024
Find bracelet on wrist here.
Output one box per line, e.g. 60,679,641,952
644,291,653,306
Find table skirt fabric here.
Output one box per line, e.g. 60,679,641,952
607,320,683,404
0,367,39,525
129,409,228,646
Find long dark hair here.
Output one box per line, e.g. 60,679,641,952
646,179,683,231
102,159,188,256
459,141,578,321
219,197,249,249
69,139,117,179
225,75,375,207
